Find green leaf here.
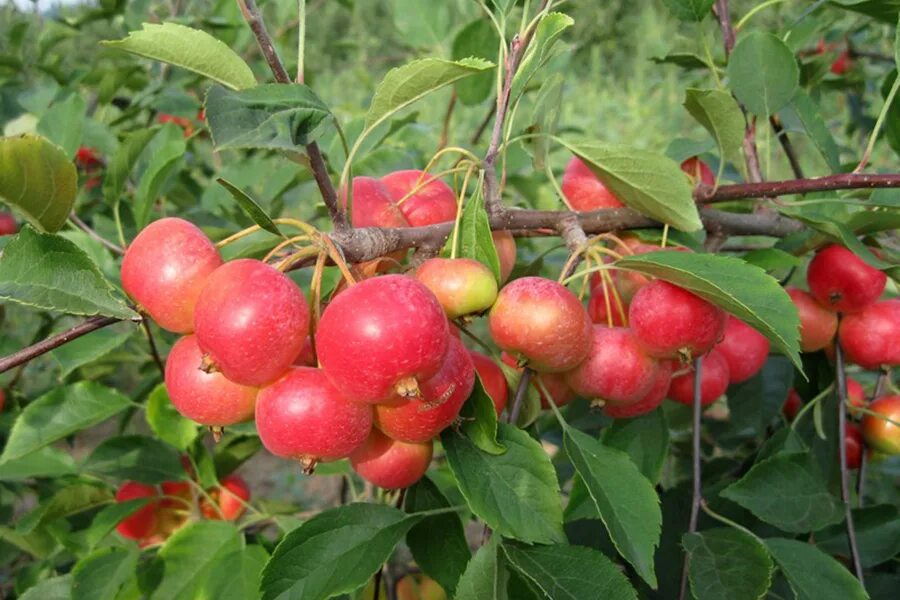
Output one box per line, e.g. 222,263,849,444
451,19,497,106
0,446,76,481
727,31,799,117
720,452,844,533
503,542,637,600
740,248,802,273
783,90,841,173
509,13,574,103
455,184,501,281
36,94,86,158
260,503,423,600
364,57,493,130
829,0,899,23
216,178,284,237
133,123,185,228
145,384,199,451
682,528,773,600
563,426,661,588
204,545,269,600
84,497,154,549
404,477,471,595
17,482,112,534
83,435,188,484
50,321,135,378
102,127,160,206
0,382,132,463
205,84,333,152
152,521,244,600
214,435,264,478
0,227,136,319
102,23,256,90
72,546,139,600
559,138,702,232
683,88,746,179
651,52,711,70
457,371,505,455
442,423,564,544
616,251,803,371
723,357,794,441
600,408,669,484
455,536,509,600
18,575,72,600
816,504,900,568
765,538,868,600
0,134,76,232
391,0,452,48
662,0,715,21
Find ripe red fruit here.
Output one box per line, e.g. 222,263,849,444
489,277,592,372
587,286,628,327
115,482,159,540
844,422,864,469
414,258,498,319
157,113,194,136
0,212,16,236
786,288,838,352
565,326,660,406
493,231,517,283
715,316,770,383
294,337,317,367
861,395,900,455
350,428,433,489
375,337,474,443
344,176,410,229
165,335,257,427
317,275,450,403
194,259,309,386
629,280,726,360
846,377,866,417
680,157,715,187
501,352,576,409
470,351,508,416
0,389,5,413
783,389,802,420
806,245,886,313
381,169,457,227
838,300,900,370
255,367,373,468
830,51,851,75
561,156,624,210
201,474,251,520
159,480,192,511
605,360,673,419
667,349,730,406
121,217,223,333
75,146,102,169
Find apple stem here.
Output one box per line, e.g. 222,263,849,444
678,356,704,600
506,367,533,425
834,335,866,585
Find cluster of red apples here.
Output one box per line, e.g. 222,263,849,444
115,468,249,546
784,244,900,461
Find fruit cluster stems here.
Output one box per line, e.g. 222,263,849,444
678,356,705,600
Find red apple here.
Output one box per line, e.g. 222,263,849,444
561,156,624,210
831,51,851,75
565,326,660,406
838,300,900,370
488,277,593,372
844,422,864,469
343,176,410,229
605,360,673,419
115,482,160,540
587,284,628,327
846,378,866,417
317,275,450,403
121,217,223,333
350,428,433,489
806,244,886,313
667,349,730,406
783,388,802,420
501,352,576,409
470,351,508,416
715,316,770,383
629,280,726,360
374,337,474,443
493,231,517,283
0,212,16,236
255,367,373,467
861,395,900,455
786,288,838,352
680,156,715,187
201,474,251,520
194,259,309,386
381,169,457,227
414,258,498,319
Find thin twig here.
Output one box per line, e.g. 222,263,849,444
0,316,126,374
141,318,165,376
470,103,497,146
679,356,704,600
69,213,125,255
506,367,533,425
770,116,805,179
835,335,866,585
437,90,457,152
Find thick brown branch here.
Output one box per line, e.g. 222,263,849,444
237,0,349,231
0,316,124,374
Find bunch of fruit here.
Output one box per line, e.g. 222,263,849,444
115,469,250,547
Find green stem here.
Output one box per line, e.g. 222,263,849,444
700,501,764,544
790,383,834,430
855,74,900,173
297,0,305,82
734,0,791,30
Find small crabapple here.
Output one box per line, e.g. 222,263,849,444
350,429,433,489
806,244,886,313
786,288,838,352
667,349,730,406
